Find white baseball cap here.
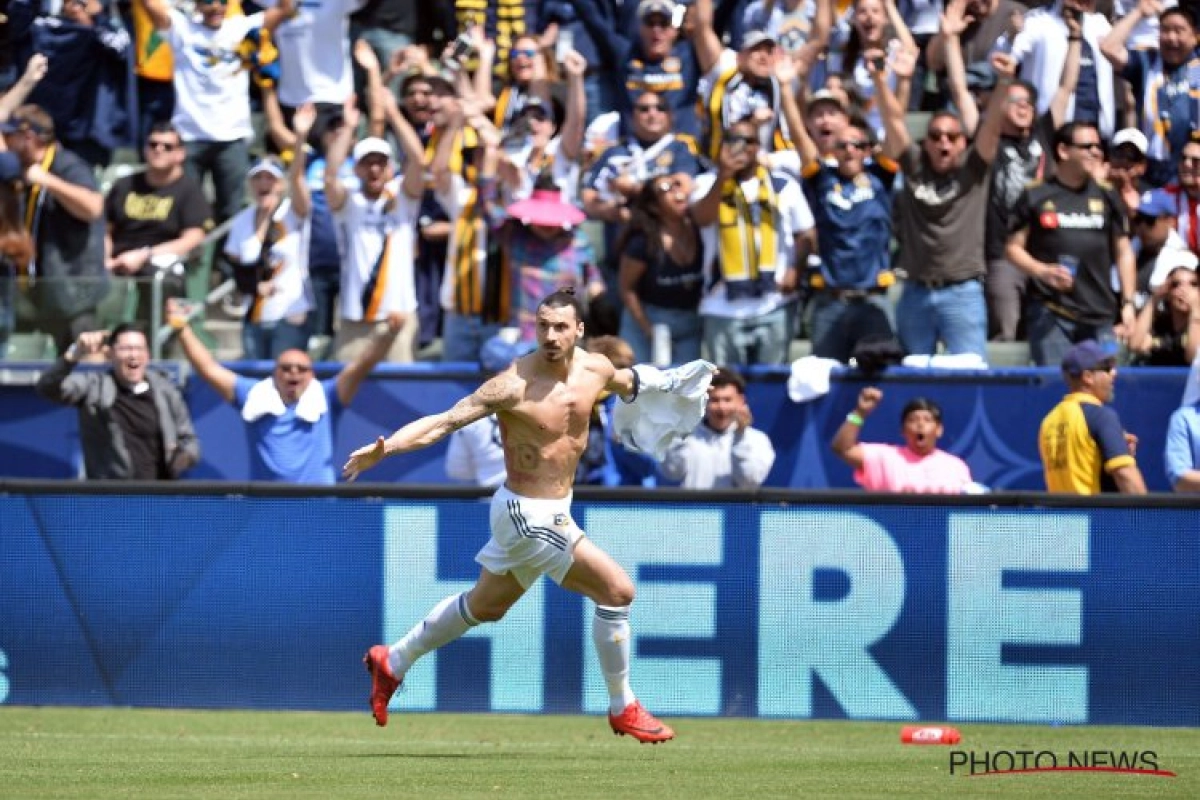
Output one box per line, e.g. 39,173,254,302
247,157,285,180
1110,128,1149,155
353,137,394,163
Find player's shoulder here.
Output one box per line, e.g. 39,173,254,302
578,348,617,378
476,364,527,408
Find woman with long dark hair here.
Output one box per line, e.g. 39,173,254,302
615,173,705,365
0,153,33,358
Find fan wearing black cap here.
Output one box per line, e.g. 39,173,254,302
1038,339,1146,494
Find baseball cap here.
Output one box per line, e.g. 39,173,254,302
741,30,777,50
1149,247,1200,291
1137,188,1175,218
247,156,285,180
1062,339,1119,376
638,0,677,20
808,89,846,112
0,115,49,136
0,151,21,182
401,69,455,97
353,137,394,163
1111,128,1149,155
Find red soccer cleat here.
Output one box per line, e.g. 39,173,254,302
363,645,401,726
608,701,675,744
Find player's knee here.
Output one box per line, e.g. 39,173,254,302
606,577,636,608
469,599,510,623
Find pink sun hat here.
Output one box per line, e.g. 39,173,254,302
506,189,587,229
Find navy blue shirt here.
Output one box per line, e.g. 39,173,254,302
1072,39,1101,126
803,159,899,289
1122,48,1200,187
620,40,702,138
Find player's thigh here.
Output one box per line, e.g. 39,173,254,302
561,538,635,607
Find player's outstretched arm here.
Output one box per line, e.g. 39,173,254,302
342,371,523,481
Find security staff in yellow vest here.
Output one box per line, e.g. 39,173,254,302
690,116,814,366
689,0,798,176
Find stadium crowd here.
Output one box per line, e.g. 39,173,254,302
3,0,1200,491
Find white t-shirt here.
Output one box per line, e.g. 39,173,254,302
334,179,419,322
692,170,814,319
271,0,366,107
698,50,778,149
445,415,507,486
224,199,312,323
166,10,261,142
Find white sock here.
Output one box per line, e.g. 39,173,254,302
388,592,480,677
593,605,636,715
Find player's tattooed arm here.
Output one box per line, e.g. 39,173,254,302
359,374,522,463
440,372,523,434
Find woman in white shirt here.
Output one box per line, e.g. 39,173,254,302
224,150,312,360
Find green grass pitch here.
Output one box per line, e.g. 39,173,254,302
1,707,1197,799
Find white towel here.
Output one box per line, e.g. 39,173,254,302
901,353,989,370
613,360,715,460
787,356,841,403
241,377,329,423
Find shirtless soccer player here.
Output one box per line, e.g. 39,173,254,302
344,289,704,743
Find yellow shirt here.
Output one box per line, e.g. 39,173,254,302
1039,392,1135,494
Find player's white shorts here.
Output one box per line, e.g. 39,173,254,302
477,485,584,588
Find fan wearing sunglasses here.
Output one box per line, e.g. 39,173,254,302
880,47,1010,362
103,122,211,328
170,300,403,484
1005,120,1138,366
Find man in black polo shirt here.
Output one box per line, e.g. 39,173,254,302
36,323,200,480
1005,120,1137,366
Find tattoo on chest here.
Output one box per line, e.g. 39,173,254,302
514,443,540,472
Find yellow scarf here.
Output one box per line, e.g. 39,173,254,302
703,67,793,161
717,166,779,300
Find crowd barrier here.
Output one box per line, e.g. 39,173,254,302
0,363,1191,490
1,485,1196,726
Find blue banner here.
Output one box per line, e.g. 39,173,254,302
0,365,1190,490
1,491,1196,725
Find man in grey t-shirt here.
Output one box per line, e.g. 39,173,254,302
877,45,1010,359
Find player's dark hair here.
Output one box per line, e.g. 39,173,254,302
538,287,585,323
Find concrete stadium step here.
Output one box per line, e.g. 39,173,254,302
202,319,244,362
